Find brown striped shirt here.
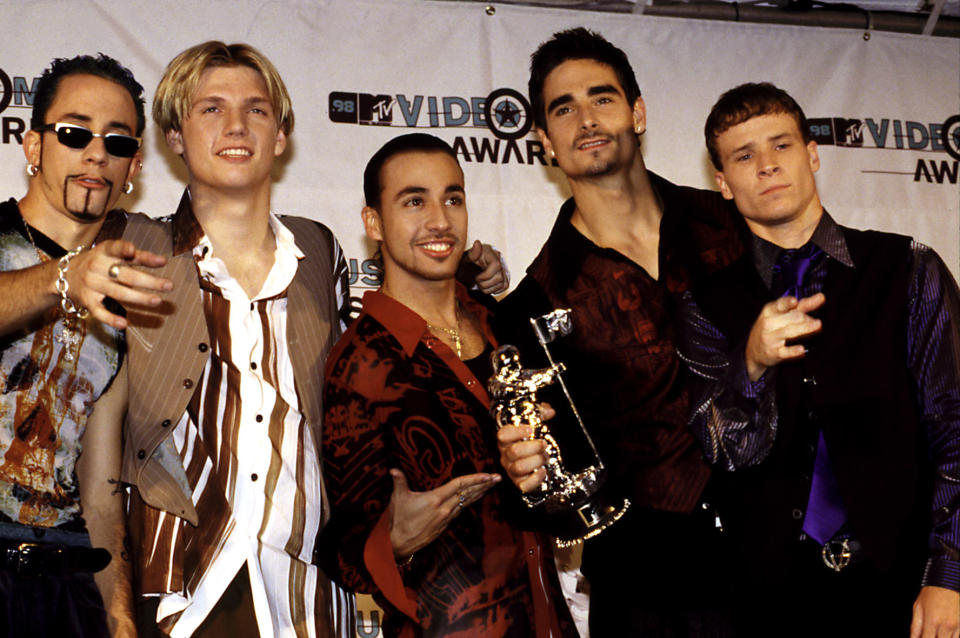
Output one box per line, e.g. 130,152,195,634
136,214,346,638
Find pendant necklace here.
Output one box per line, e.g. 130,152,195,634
427,302,463,359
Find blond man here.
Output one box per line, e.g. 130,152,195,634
117,42,505,638
118,42,353,638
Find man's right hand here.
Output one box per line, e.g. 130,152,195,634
65,239,171,330
497,422,549,493
745,292,826,381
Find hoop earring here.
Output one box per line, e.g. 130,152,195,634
124,182,134,195
26,163,38,177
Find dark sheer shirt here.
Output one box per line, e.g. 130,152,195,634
679,212,960,591
501,174,743,513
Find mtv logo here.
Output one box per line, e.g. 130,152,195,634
834,118,864,147
359,94,393,126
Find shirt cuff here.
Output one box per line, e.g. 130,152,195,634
363,508,419,620
922,557,960,592
729,349,771,400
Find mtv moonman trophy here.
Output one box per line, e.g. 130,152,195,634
488,309,630,547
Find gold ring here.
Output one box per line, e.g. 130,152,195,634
108,263,122,280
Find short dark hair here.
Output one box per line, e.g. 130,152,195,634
528,27,642,133
705,82,810,171
31,54,146,136
363,133,459,209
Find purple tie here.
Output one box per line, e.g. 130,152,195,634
772,244,823,299
773,245,845,543
802,432,846,543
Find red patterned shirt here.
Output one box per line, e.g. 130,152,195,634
320,287,576,638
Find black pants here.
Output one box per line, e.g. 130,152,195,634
584,505,736,638
0,570,108,638
734,537,917,638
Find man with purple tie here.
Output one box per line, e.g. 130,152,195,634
680,82,960,637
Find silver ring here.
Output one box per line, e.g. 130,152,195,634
457,492,465,509
108,263,122,280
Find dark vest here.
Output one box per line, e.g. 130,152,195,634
695,227,930,583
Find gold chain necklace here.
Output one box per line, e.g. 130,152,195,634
427,302,462,359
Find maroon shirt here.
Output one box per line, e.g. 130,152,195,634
496,173,743,514
320,286,576,638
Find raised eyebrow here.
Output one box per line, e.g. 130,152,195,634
445,185,465,198
727,141,755,158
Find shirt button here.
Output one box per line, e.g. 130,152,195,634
255,414,263,423
161,419,171,428
250,302,255,311
198,343,209,353
137,449,146,460
792,508,804,520
251,473,259,482
250,362,257,370
183,379,193,389
527,548,535,556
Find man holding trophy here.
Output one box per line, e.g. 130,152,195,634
319,133,577,638
495,28,743,636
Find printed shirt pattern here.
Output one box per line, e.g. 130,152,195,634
0,198,123,530
321,288,576,638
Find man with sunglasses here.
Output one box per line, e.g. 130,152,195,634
0,54,171,638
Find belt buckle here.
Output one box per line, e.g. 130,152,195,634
16,543,40,576
821,538,852,572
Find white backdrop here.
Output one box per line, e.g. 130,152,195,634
0,1,958,634
0,0,957,299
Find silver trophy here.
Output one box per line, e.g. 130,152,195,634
489,309,630,547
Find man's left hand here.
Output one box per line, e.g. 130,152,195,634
911,586,960,638
388,468,500,560
465,240,509,295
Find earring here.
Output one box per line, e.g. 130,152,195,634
123,182,134,194
26,163,38,177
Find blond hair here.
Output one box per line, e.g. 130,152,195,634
153,41,294,135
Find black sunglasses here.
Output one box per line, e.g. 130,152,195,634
37,122,141,158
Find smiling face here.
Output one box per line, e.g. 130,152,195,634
714,112,822,244
362,150,467,291
166,64,286,195
537,58,644,181
23,73,141,226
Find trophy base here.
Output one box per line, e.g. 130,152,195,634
544,493,631,548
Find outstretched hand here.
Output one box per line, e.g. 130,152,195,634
388,468,500,560
65,239,172,330
745,292,825,381
465,240,509,295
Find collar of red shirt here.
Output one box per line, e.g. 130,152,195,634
361,283,496,358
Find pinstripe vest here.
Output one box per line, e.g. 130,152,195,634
120,196,341,526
